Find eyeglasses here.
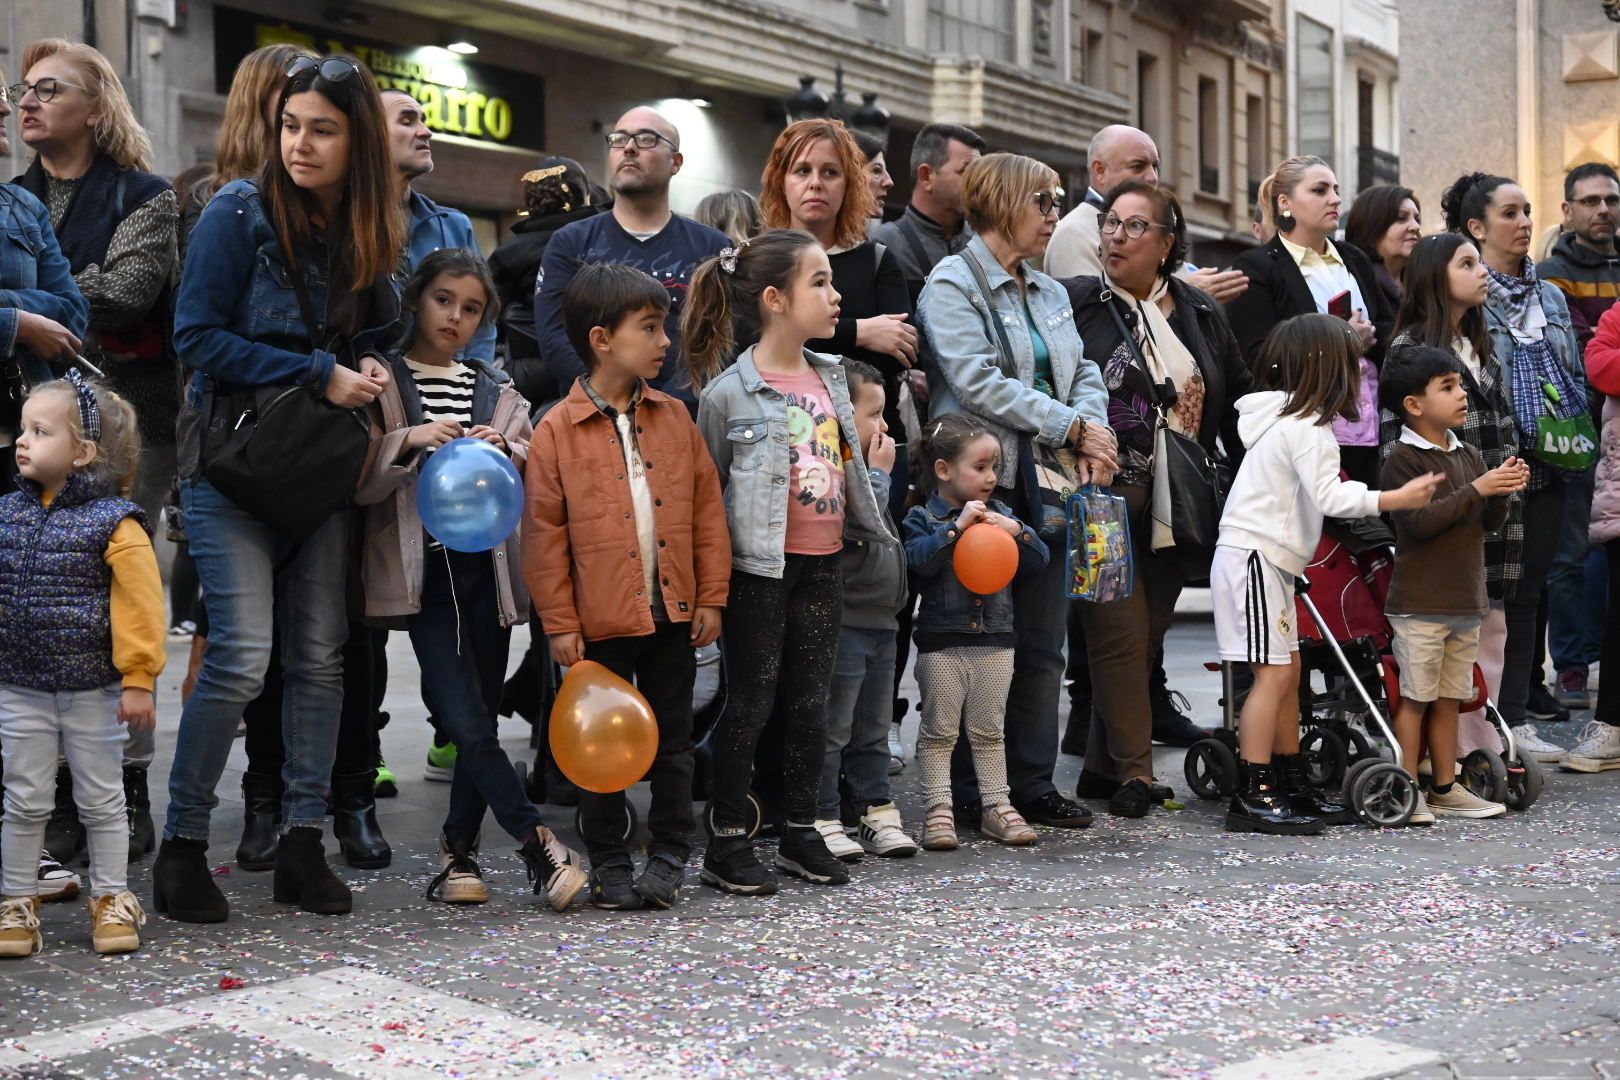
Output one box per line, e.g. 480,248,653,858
1575,194,1620,210
285,57,361,83
4,78,84,105
1101,214,1172,239
1031,190,1064,216
606,130,677,152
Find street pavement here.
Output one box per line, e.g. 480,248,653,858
0,620,1617,1079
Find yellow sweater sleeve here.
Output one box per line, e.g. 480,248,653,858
105,517,166,691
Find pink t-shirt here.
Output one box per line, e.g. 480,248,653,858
762,367,846,555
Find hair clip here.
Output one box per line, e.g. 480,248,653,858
66,367,99,442
718,248,738,274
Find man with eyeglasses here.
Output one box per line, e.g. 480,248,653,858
1537,162,1620,713
533,105,728,410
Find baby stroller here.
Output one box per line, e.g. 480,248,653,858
1184,518,1545,824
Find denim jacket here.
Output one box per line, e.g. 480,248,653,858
0,182,88,369
1483,281,1584,404
903,495,1048,636
407,191,495,364
917,232,1108,487
697,345,897,579
174,179,397,404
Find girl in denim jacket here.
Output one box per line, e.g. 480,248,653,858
903,413,1048,852
689,229,896,896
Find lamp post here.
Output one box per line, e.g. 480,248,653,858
783,66,890,143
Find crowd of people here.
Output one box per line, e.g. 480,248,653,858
1,38,1618,958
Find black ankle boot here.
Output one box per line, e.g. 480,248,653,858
1274,753,1355,826
44,766,85,865
236,772,282,871
152,836,229,922
330,773,391,869
123,766,154,861
1225,761,1326,835
272,827,352,914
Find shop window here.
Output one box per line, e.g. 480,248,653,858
927,0,1016,62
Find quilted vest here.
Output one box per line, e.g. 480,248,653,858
0,475,145,691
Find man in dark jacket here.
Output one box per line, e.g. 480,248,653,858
1539,162,1620,710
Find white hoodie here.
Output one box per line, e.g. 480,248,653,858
1217,391,1382,576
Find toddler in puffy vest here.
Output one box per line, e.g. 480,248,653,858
0,372,163,958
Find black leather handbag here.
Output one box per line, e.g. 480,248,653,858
201,271,370,544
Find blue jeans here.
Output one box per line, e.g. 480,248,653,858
164,477,350,841
408,549,538,846
817,624,897,819
1547,468,1607,670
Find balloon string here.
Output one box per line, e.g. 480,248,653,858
443,545,464,659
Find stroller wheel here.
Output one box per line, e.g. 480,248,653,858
703,793,763,840
1343,725,1377,766
574,798,640,845
1503,753,1544,811
1183,739,1238,800
1350,763,1418,827
1301,727,1349,789
1341,756,1384,806
1460,748,1509,805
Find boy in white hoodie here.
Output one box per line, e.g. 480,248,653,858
1214,314,1443,835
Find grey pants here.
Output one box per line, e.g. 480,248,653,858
916,647,1016,810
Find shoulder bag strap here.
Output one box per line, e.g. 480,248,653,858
897,217,932,273
1102,289,1172,414
960,248,1018,380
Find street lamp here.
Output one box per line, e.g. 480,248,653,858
785,76,829,124
783,67,889,142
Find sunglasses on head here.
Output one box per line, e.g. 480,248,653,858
285,56,362,83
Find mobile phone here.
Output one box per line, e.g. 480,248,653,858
1327,290,1353,320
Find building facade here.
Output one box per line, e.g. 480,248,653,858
1287,0,1400,205
3,0,1287,261
1402,0,1620,238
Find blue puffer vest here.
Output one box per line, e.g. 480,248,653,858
0,474,146,692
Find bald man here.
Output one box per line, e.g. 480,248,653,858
1045,125,1248,303
533,105,729,408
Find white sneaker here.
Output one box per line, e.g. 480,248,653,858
814,819,864,862
1428,785,1507,818
857,803,919,858
1562,720,1620,773
1510,723,1566,763
887,725,906,776
1408,791,1436,826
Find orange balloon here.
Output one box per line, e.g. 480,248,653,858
953,521,1020,595
548,660,659,793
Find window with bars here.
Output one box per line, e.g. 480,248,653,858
927,0,1016,62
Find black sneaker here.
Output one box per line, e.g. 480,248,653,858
1014,791,1094,828
1525,683,1572,723
589,858,644,911
1108,778,1153,818
701,831,778,896
634,853,686,909
776,824,851,885
952,798,983,831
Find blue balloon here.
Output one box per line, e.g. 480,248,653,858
416,437,524,552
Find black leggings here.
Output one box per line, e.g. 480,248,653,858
711,555,841,830
1499,483,1566,724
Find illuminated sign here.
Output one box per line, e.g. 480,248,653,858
213,6,544,150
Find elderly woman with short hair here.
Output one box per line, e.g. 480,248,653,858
918,151,1113,831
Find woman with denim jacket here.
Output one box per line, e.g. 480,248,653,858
1442,172,1586,760
153,55,404,925
916,152,1112,832
0,71,88,471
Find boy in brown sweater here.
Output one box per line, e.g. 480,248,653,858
1379,346,1528,823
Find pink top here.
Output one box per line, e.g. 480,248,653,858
763,366,846,556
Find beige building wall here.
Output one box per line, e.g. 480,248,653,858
1402,0,1619,237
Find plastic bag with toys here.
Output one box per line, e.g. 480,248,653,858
1066,486,1133,603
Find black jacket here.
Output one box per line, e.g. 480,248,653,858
1223,233,1395,369
1063,275,1252,464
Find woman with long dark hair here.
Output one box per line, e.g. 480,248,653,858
153,55,405,923
1440,172,1585,762
1344,183,1422,313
